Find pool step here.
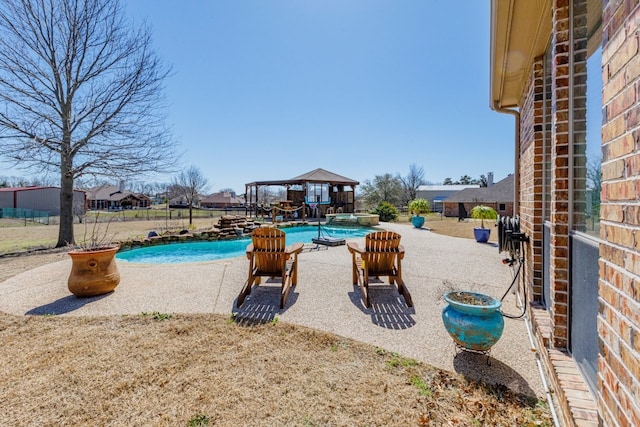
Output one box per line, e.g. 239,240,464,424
326,217,359,225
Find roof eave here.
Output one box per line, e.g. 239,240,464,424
490,0,551,110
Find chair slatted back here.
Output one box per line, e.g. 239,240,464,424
252,227,287,274
364,231,401,275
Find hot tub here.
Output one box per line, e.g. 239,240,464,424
325,213,379,226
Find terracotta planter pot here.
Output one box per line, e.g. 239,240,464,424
68,245,120,297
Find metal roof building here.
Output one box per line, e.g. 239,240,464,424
0,186,85,216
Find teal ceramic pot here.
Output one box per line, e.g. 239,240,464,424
442,291,504,352
411,216,425,228
473,227,491,243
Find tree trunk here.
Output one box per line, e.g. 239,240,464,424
57,154,75,247
189,203,193,225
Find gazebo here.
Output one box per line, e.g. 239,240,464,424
245,168,359,219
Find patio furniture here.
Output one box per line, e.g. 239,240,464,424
347,231,413,308
236,227,304,309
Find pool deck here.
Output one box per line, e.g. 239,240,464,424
0,222,546,398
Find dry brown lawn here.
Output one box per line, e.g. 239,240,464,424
0,216,551,426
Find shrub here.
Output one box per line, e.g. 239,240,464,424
371,201,399,222
408,198,431,216
470,205,498,228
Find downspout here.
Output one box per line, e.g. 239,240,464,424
491,103,520,216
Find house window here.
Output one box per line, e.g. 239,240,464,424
542,0,603,235
499,203,506,211
568,0,602,399
306,183,329,204
572,2,602,238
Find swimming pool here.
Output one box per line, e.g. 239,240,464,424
116,225,373,264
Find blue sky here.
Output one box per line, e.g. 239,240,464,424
124,0,516,193
6,1,517,193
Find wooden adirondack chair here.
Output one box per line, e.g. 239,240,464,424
237,227,304,309
347,231,413,308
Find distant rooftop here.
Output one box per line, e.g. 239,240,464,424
417,184,480,192
444,175,515,203
0,186,58,192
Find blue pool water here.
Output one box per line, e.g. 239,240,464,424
116,225,372,264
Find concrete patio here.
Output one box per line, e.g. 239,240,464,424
0,222,546,399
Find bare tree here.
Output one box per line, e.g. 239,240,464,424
0,176,28,187
360,173,404,208
172,166,209,225
0,174,55,187
587,158,601,219
400,164,426,205
257,186,275,204
129,181,157,197
0,0,176,247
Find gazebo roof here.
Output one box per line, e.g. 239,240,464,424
245,168,359,187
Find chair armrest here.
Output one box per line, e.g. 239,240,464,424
246,243,254,258
347,241,364,255
286,242,304,255
398,244,405,259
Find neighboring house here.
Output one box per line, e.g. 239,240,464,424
415,184,479,213
85,184,150,210
150,196,166,205
168,195,190,208
0,186,85,216
489,1,638,425
200,191,245,209
442,175,514,218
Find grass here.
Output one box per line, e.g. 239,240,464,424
0,216,220,254
0,213,543,426
0,211,490,255
0,313,552,426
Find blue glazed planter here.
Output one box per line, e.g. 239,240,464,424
473,227,491,243
411,216,425,228
442,291,504,352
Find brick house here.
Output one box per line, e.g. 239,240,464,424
442,174,515,218
415,184,479,213
490,1,639,425
200,191,245,209
84,184,150,210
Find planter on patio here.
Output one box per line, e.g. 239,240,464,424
68,245,121,297
441,291,504,352
470,205,497,243
473,227,491,243
410,215,425,228
408,198,430,228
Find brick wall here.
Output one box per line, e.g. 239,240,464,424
549,0,571,349
518,58,546,302
442,202,513,219
599,1,640,425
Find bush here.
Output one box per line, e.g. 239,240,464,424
470,205,498,228
408,198,431,216
371,201,399,222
